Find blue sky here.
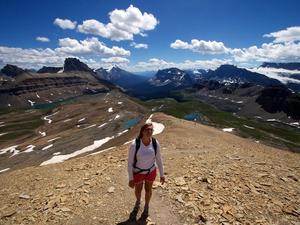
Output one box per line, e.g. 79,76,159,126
1,0,300,72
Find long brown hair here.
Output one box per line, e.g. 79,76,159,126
138,122,153,139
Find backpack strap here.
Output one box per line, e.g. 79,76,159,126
133,138,141,169
152,137,157,156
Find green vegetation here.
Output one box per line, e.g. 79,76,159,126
136,97,300,152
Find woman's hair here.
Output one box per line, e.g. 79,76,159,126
138,121,153,139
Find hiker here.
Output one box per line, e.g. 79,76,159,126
127,120,165,220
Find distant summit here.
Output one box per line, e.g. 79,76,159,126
260,62,300,70
203,64,282,86
1,64,25,77
95,66,147,89
150,68,193,87
63,58,93,73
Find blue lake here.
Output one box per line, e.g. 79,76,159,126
183,112,202,121
124,118,141,129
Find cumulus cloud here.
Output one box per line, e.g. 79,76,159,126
56,37,130,57
171,39,230,54
36,37,50,42
0,46,66,68
101,57,130,64
231,41,300,62
77,5,158,41
129,58,231,72
54,18,77,30
263,26,300,43
130,42,148,49
0,37,130,69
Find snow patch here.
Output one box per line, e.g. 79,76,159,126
108,107,113,112
53,152,61,155
114,114,120,120
43,111,59,124
36,93,40,98
63,119,72,122
0,132,8,137
28,100,35,106
83,124,97,129
98,123,107,128
78,118,86,122
222,128,234,132
40,136,114,166
47,137,61,142
39,131,46,137
23,145,35,153
42,144,53,151
0,145,19,157
117,129,128,136
117,102,123,104
0,168,10,173
243,125,255,129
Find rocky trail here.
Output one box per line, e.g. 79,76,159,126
0,113,299,225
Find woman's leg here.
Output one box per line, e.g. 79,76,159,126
144,181,153,209
134,182,143,206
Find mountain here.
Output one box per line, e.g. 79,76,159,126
1,64,25,77
149,68,193,87
95,66,147,89
128,68,194,99
256,86,300,120
63,58,94,73
0,58,114,109
260,62,300,70
202,64,282,86
37,66,63,73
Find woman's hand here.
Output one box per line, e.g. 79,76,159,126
129,180,135,188
160,176,165,185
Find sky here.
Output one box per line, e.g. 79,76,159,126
0,0,300,72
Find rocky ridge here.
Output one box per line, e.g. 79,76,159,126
0,113,299,225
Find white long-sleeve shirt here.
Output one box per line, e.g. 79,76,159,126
127,138,164,181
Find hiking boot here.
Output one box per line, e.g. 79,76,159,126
140,208,149,220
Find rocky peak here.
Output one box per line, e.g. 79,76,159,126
1,64,25,77
63,58,93,73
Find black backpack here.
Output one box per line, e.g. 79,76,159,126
133,137,157,174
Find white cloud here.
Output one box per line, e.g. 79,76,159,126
128,58,231,72
101,57,130,64
231,41,300,62
263,26,300,43
36,37,50,42
77,5,158,41
171,39,230,54
54,18,77,30
0,37,130,69
0,46,66,68
130,42,148,49
56,37,130,57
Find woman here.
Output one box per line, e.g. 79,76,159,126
127,121,165,220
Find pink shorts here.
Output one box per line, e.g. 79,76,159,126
133,168,157,184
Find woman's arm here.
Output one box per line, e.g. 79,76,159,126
155,141,164,178
127,141,135,181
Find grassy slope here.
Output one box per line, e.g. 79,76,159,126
133,97,300,152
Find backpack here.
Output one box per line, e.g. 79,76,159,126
133,137,157,174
